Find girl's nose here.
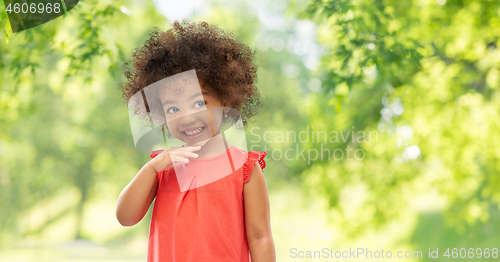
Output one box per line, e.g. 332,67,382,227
179,112,197,126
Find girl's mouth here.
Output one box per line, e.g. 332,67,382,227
181,126,206,140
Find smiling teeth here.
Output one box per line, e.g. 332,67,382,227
185,127,203,136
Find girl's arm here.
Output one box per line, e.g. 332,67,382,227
116,162,159,226
116,146,200,226
244,161,276,262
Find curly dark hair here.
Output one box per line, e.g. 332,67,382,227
120,19,261,127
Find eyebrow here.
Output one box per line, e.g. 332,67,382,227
162,91,209,105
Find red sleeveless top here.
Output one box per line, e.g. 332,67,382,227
147,146,267,262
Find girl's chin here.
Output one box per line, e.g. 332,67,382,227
184,137,211,147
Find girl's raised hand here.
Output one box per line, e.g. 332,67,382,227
149,145,201,173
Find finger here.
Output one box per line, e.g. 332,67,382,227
159,150,172,160
172,156,189,165
179,151,199,158
170,151,198,159
183,145,202,152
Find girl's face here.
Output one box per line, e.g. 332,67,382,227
159,79,226,146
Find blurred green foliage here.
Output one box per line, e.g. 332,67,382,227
292,0,500,238
0,0,168,244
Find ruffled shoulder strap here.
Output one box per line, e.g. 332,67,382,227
243,151,267,183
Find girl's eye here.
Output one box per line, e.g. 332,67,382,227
194,100,207,108
166,107,179,114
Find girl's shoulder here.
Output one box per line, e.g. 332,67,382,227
242,150,267,183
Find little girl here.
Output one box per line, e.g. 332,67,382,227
116,20,275,262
